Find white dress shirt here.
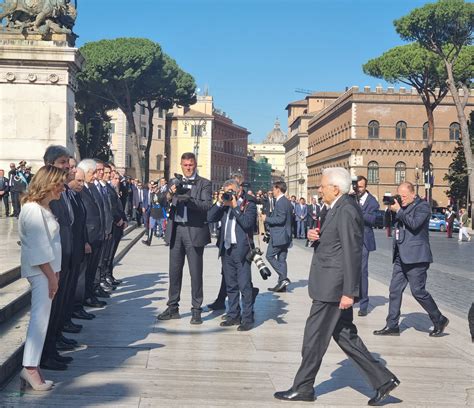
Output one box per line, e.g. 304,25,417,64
19,202,62,278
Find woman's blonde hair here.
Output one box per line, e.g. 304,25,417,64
21,165,67,205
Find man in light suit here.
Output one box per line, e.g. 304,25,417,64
356,176,379,316
275,168,399,406
158,152,212,325
262,181,293,292
207,179,257,331
374,181,449,337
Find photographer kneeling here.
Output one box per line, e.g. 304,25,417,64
207,180,257,331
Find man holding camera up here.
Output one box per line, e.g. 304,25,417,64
374,182,449,337
158,152,212,325
207,180,257,331
262,181,293,292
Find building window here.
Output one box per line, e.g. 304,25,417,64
395,162,406,184
141,127,147,138
140,105,146,115
158,108,164,118
156,154,163,171
109,123,116,134
173,129,177,137
157,129,162,139
126,154,132,168
368,120,379,138
191,125,203,137
396,121,407,140
367,161,379,184
423,122,428,140
449,122,460,140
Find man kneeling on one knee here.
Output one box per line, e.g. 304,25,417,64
207,179,257,331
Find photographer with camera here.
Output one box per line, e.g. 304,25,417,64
157,152,212,325
207,179,257,331
374,181,449,337
261,181,293,293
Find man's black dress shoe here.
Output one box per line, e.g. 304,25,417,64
237,322,254,332
66,320,83,330
268,279,290,293
429,316,449,337
207,301,226,311
358,310,368,317
105,277,118,289
252,287,259,304
72,309,95,320
368,377,400,406
111,276,122,285
157,307,180,321
56,340,75,351
100,281,115,292
84,297,106,308
54,354,73,364
373,326,400,336
274,388,316,402
63,322,81,334
190,310,203,325
40,357,68,371
59,335,78,346
94,288,110,298
220,318,240,327
141,239,151,246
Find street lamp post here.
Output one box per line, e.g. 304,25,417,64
184,118,207,161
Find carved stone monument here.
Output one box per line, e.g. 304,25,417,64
0,0,83,170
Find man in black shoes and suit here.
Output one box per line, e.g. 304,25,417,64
262,181,293,292
275,168,399,406
374,181,449,338
158,152,212,325
207,179,257,331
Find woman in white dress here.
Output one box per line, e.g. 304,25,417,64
18,165,67,391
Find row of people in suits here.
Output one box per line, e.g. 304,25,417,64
0,162,34,217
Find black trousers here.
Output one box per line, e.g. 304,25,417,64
1,194,9,216
42,254,72,359
293,301,394,393
469,303,474,339
95,237,113,286
167,225,204,311
106,225,123,278
74,259,88,311
358,246,370,313
386,254,442,328
11,191,21,216
135,206,143,226
85,242,103,299
63,256,84,323
222,247,253,323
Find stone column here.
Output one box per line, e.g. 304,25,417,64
0,33,84,170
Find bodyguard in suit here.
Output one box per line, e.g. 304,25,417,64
295,198,308,239
306,197,320,230
0,169,9,216
275,168,399,405
158,152,212,325
262,181,293,292
207,179,257,331
355,176,379,316
374,181,449,337
132,182,145,227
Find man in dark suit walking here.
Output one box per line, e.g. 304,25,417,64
275,168,399,405
158,152,212,325
262,181,293,292
207,179,257,331
356,176,379,316
374,181,449,337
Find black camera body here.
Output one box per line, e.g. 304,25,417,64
383,194,401,206
169,173,195,195
222,190,237,202
262,232,270,244
246,247,272,280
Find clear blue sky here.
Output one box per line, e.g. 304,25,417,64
76,0,432,142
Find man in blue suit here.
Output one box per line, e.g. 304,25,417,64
295,198,308,239
374,181,449,337
207,179,257,331
262,181,293,292
356,176,379,316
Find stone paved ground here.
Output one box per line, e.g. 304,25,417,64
1,231,473,407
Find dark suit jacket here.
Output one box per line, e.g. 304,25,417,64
50,188,73,261
0,177,9,195
262,197,274,215
308,194,363,302
91,182,113,235
107,184,126,223
307,203,320,224
165,175,212,247
265,195,293,247
70,191,88,264
132,187,144,208
295,203,307,220
207,199,257,262
360,192,379,252
393,197,433,264
81,185,104,245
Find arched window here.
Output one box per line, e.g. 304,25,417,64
449,122,460,140
395,162,406,184
423,122,429,140
368,120,379,139
396,121,407,140
367,161,379,184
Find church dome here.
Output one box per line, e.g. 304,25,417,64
263,119,286,144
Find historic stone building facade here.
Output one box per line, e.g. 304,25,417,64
285,93,341,199
306,86,474,206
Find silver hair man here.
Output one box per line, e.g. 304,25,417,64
222,179,239,191
322,167,351,194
